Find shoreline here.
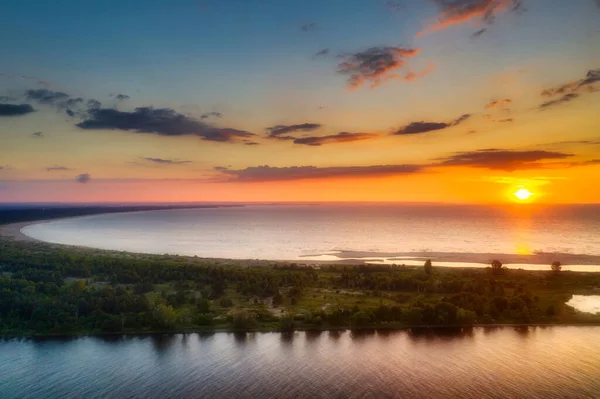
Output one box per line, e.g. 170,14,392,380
3,217,600,270
5,322,600,340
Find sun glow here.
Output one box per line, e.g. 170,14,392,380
514,188,533,201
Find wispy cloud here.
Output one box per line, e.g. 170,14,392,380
539,93,580,109
266,123,322,139
77,107,254,142
541,69,599,99
394,114,471,135
436,149,572,171
215,164,425,182
314,48,329,58
143,157,192,165
417,0,525,37
337,46,422,89
46,165,72,171
485,98,512,109
293,132,378,146
31,131,44,138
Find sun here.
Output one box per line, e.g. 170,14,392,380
514,188,533,201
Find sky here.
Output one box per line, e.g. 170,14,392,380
1,0,599,204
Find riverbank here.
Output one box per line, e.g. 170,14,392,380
1,235,600,337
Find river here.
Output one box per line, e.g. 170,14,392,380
1,327,599,398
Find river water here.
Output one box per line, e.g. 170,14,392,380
1,327,599,398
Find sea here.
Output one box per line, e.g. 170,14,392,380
19,203,600,269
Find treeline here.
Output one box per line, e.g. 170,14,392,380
0,239,598,335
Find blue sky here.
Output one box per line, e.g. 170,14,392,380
1,0,600,203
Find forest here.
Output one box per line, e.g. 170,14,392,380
1,238,599,336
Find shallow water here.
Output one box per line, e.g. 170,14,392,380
20,204,600,261
1,327,600,398
567,295,600,314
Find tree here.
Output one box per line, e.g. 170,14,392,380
551,261,562,273
424,259,433,276
491,260,503,275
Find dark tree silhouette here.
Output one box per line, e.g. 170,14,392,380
491,260,503,275
424,259,433,275
551,261,562,273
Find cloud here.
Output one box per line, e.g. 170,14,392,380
417,0,525,37
293,132,378,146
200,111,222,120
76,107,254,142
87,99,101,109
143,157,192,165
394,114,471,135
0,96,15,101
75,173,91,183
471,28,487,38
337,46,422,89
244,141,260,146
115,94,130,101
0,103,36,116
31,131,44,138
314,48,330,58
0,165,12,171
25,89,69,104
301,23,316,32
493,118,514,122
539,93,579,109
66,109,75,117
266,123,322,139
485,98,512,109
46,165,71,171
437,149,572,171
541,69,600,97
215,164,425,182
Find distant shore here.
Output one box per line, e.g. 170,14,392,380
1,205,600,270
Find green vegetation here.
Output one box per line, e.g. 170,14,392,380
0,238,599,336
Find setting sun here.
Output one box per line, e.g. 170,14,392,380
514,188,533,201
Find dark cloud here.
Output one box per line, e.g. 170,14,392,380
437,149,572,171
75,173,91,183
471,28,487,38
115,94,130,101
314,48,330,58
541,68,600,97
485,98,512,109
244,141,260,146
301,23,316,32
266,123,322,139
31,131,44,138
215,164,425,182
143,157,192,165
200,111,222,120
417,0,525,37
493,118,514,122
293,132,378,146
0,96,15,102
76,107,254,142
394,114,470,135
0,103,36,116
337,46,422,89
539,93,579,109
0,165,11,171
66,109,75,117
46,165,71,171
25,89,69,104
